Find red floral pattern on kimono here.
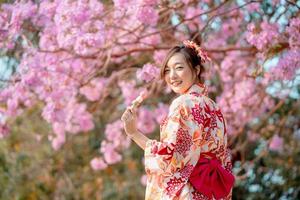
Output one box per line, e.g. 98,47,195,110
144,83,234,200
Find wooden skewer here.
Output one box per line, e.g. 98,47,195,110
129,90,149,110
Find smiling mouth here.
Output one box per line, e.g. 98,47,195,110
171,81,182,86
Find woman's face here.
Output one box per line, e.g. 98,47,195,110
164,53,198,94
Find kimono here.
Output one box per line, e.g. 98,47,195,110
144,83,234,200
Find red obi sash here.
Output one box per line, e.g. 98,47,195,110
189,152,235,199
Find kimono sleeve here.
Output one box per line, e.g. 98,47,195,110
144,97,205,198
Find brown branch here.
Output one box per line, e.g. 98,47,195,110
87,67,137,113
0,78,11,83
111,45,256,58
207,46,256,53
140,0,230,39
251,99,285,133
194,0,263,40
235,149,268,180
236,98,299,177
111,46,167,58
285,0,300,9
229,92,285,151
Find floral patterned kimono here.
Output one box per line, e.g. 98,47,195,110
144,83,234,200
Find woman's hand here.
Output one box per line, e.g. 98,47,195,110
121,106,138,136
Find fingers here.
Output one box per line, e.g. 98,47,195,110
128,105,136,113
121,110,130,121
124,90,146,122
121,107,136,122
130,100,140,110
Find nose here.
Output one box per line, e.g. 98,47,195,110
169,69,178,79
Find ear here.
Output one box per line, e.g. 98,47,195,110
195,65,201,76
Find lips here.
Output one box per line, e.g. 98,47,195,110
171,81,182,86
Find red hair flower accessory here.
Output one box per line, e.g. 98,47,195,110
183,40,211,64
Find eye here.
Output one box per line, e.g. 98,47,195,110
176,66,183,69
164,68,170,73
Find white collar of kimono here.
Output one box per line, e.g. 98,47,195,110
184,82,208,96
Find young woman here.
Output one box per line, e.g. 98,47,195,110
121,40,235,200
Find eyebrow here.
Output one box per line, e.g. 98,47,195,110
166,62,183,68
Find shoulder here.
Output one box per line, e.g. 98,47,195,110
170,94,191,111
170,93,217,113
169,93,202,111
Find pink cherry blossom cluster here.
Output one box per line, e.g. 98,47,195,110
203,9,244,50
136,63,160,83
269,134,284,152
153,50,168,66
0,122,9,139
217,52,275,135
0,49,99,150
0,0,299,174
91,119,131,170
184,6,203,32
154,103,169,124
112,0,158,27
136,0,159,26
246,2,260,12
113,0,131,8
137,107,157,134
91,103,168,170
0,1,37,49
118,80,141,106
142,104,169,132
54,1,106,56
270,50,300,81
286,17,300,50
44,97,95,150
80,78,107,101
110,0,162,54
246,21,280,51
140,28,162,46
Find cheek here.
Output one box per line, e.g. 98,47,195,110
164,75,170,84
181,69,193,79
164,74,168,80
181,71,195,85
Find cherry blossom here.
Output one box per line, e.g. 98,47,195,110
0,0,298,173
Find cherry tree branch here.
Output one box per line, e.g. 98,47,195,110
285,0,300,9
